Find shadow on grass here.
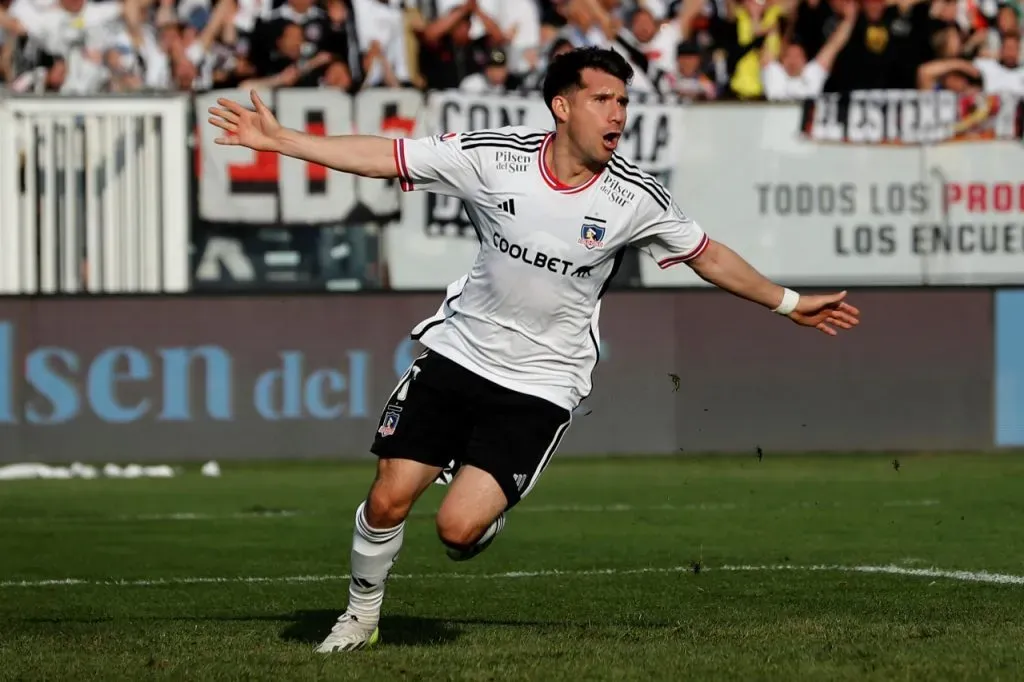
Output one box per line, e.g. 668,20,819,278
279,611,573,647
280,611,458,647
18,611,618,648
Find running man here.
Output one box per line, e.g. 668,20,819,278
207,46,860,653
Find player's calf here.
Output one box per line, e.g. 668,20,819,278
318,457,439,654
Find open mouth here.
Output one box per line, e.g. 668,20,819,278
602,132,621,149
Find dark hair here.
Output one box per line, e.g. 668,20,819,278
542,47,634,115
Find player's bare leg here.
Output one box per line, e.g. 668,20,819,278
435,465,509,561
316,456,441,653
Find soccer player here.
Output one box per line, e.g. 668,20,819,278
207,47,860,653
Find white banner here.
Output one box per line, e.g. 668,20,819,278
187,88,1024,289
642,98,1024,287
386,90,687,289
192,87,424,288
194,87,424,226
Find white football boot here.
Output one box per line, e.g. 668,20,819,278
445,513,506,561
314,612,380,653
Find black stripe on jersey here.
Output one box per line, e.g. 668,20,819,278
605,166,670,210
608,156,671,208
579,247,626,406
608,157,671,208
465,208,485,244
411,291,462,341
583,215,606,224
460,133,544,150
460,130,546,143
461,141,543,153
598,248,626,301
609,154,671,198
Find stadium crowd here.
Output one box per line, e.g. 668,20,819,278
0,0,1021,100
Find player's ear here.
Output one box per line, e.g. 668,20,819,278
552,95,570,124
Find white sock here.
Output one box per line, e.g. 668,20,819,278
346,501,404,627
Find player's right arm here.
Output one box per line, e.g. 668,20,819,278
208,90,398,179
208,90,483,197
630,190,861,337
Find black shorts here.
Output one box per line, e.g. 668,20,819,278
370,349,573,510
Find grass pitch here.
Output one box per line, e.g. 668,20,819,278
2,452,1024,681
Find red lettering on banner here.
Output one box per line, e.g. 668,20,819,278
225,122,327,184
198,117,415,186
193,121,332,184
994,183,1012,212
381,115,415,137
945,183,1024,213
306,122,327,182
968,184,986,211
945,183,961,209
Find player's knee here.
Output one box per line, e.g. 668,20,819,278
364,483,414,528
434,510,485,551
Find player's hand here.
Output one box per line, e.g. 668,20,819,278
787,290,860,336
208,90,283,152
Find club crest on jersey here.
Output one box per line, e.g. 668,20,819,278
578,224,606,250
378,409,401,437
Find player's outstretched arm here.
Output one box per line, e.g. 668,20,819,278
688,239,860,336
207,90,398,180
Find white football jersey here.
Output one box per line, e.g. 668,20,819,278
394,126,709,411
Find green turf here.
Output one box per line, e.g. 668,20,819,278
2,453,1024,681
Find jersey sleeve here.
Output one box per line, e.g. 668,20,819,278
629,194,710,269
393,133,484,199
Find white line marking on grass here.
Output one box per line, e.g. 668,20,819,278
0,503,736,524
2,563,1022,590
1,499,939,525
512,502,737,514
717,564,1024,585
126,511,303,521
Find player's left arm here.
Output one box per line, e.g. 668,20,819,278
632,198,860,336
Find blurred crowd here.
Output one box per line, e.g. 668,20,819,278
0,0,1021,101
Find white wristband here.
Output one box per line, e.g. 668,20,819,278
772,288,800,315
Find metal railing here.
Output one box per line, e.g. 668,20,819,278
0,94,190,294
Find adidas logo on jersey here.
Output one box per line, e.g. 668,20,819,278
497,199,516,215
513,474,528,491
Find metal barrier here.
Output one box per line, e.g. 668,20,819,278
0,95,190,294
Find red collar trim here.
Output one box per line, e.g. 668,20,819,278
537,133,603,194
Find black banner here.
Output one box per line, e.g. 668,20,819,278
0,289,996,462
801,90,1024,145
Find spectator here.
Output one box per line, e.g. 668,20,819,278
246,0,350,88
153,0,240,92
2,0,1018,97
722,0,786,99
761,0,855,99
664,38,718,98
411,0,500,90
552,0,666,92
518,33,573,89
984,2,1022,56
352,0,409,88
491,0,543,74
11,0,146,94
459,45,523,92
1,1,15,84
823,0,940,92
634,2,686,73
919,30,1023,90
